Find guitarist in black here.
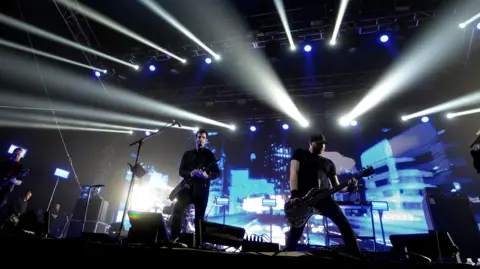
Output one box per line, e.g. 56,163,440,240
0,148,25,212
170,129,220,246
285,134,362,256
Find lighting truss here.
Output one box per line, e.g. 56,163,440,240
123,10,438,62
144,70,382,104
59,3,105,68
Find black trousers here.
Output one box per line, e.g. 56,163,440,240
285,196,361,256
170,188,209,246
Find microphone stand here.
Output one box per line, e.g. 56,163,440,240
117,121,177,241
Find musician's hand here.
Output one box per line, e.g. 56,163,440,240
347,178,358,193
190,170,199,177
195,171,209,179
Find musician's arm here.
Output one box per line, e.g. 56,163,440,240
208,153,220,180
178,152,192,179
328,162,348,192
330,175,348,192
289,160,300,198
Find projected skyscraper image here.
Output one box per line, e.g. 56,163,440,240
117,121,478,251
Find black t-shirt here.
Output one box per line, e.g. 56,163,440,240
291,149,336,196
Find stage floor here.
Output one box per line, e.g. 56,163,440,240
0,234,468,268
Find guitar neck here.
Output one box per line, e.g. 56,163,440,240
325,180,350,196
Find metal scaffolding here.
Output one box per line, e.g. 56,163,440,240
123,9,438,62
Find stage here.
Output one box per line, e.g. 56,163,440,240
0,234,469,268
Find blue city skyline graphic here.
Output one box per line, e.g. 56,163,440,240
118,122,478,250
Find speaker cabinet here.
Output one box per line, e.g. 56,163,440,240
422,188,480,259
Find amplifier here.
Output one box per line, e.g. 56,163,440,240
72,196,108,222
422,188,480,259
201,221,245,248
242,241,279,252
66,220,110,238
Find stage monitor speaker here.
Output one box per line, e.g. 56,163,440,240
390,230,461,263
126,211,169,245
422,188,480,259
201,221,245,248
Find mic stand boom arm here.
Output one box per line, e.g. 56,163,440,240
117,121,177,240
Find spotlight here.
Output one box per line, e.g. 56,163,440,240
229,125,236,131
380,35,389,43
459,23,466,29
421,116,429,123
250,126,256,132
446,113,454,119
205,58,212,64
290,45,296,51
477,23,480,30
145,131,151,136
282,124,289,130
94,71,101,77
304,45,312,52
149,65,156,71
339,117,350,126
350,120,358,127
401,116,408,121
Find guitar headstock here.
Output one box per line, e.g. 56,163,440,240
354,166,375,179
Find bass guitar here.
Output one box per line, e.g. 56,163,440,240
168,159,219,201
284,166,375,228
0,168,30,190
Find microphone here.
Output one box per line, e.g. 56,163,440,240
173,119,182,127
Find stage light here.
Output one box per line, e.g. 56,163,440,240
229,125,236,131
304,45,312,52
477,23,480,30
145,131,151,136
446,113,454,119
459,23,466,28
205,57,212,64
350,120,358,126
421,116,429,123
250,126,256,132
94,71,101,77
282,124,289,130
54,168,70,179
380,35,389,43
149,65,156,71
7,144,27,158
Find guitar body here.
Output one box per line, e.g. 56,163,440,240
284,166,375,228
168,179,192,201
168,159,219,201
284,188,326,228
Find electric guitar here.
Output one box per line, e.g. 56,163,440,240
0,168,30,190
168,159,219,201
284,166,375,228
